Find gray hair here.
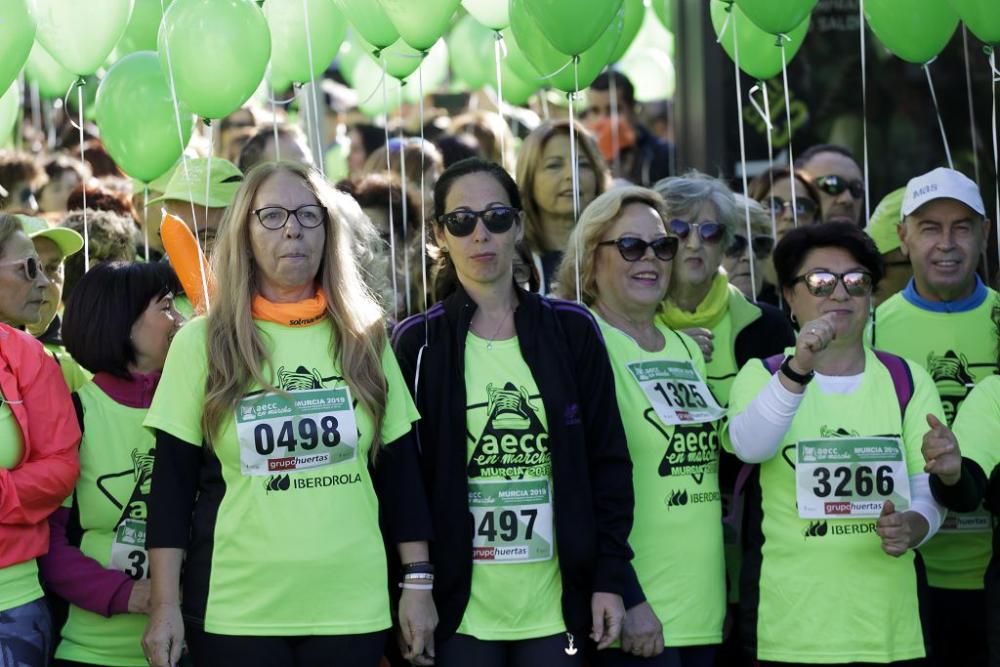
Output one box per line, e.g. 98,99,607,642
653,171,739,244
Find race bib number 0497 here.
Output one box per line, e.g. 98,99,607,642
627,359,725,425
470,478,554,564
236,387,358,477
796,437,911,519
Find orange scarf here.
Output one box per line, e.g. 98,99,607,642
251,289,327,327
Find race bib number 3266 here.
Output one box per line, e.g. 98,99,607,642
236,387,358,477
796,437,911,519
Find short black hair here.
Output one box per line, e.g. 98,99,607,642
773,222,884,290
433,157,521,220
794,143,859,169
591,71,636,108
63,261,181,378
435,133,482,168
352,123,387,159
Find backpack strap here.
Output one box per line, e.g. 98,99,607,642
762,353,786,375
873,350,915,420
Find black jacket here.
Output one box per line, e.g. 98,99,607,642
391,285,639,641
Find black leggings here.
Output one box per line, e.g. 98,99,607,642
592,644,717,667
436,632,584,667
185,624,387,667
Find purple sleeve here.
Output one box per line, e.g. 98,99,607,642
37,507,135,617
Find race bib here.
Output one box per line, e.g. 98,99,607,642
236,387,358,477
940,507,992,533
627,359,725,425
796,437,911,519
470,478,554,564
109,518,148,580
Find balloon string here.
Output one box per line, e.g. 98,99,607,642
609,66,621,176
731,16,756,302
989,49,1000,274
382,57,399,318
923,61,954,169
204,123,214,248
418,61,430,326
747,84,773,132
715,9,732,43
29,82,40,144
397,86,411,315
535,57,575,82
759,82,777,236
268,74,281,161
963,25,981,186
301,0,325,176
143,184,150,262
570,59,582,302
779,40,798,228
540,90,550,120
494,32,508,171
858,0,871,224
77,80,89,272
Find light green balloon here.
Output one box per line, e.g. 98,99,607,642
461,0,508,30
96,51,194,182
0,83,19,146
510,0,624,93
0,0,35,95
265,0,348,84
521,0,624,56
352,56,402,117
158,0,271,119
498,60,538,106
334,0,398,50
403,38,449,103
652,0,672,31
337,30,369,88
947,0,1000,45
25,41,76,99
609,0,645,63
620,47,675,101
379,38,425,80
32,0,132,76
117,0,170,55
865,0,958,64
500,28,538,82
376,0,461,52
448,13,495,90
711,0,809,80
735,0,817,36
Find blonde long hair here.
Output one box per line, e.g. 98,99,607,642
202,162,389,460
554,186,668,305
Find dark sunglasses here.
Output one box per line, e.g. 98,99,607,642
815,175,864,199
726,234,774,259
598,236,679,262
438,206,519,237
765,196,818,218
668,219,726,244
0,256,39,281
792,270,873,297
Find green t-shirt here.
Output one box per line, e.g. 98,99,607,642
0,398,42,612
173,295,195,321
57,383,152,666
144,316,419,636
457,333,564,641
596,314,725,647
704,310,738,408
874,290,999,589
952,376,1000,509
44,343,91,393
725,347,944,663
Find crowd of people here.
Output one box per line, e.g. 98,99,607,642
0,67,998,667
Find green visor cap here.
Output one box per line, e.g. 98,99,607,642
866,187,905,255
16,215,84,258
147,158,243,208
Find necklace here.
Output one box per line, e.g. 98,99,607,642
485,309,514,351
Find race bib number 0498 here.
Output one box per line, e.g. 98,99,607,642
796,437,911,519
627,359,725,425
236,387,358,477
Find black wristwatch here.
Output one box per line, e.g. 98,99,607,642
780,356,814,386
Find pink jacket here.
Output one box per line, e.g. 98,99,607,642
0,323,80,568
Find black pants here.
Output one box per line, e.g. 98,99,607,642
592,644,717,667
926,586,988,667
436,632,584,667
757,661,926,667
185,623,387,667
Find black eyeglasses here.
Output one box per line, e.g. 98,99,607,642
598,236,679,262
438,206,520,237
0,256,39,282
253,205,326,230
668,219,726,244
815,175,864,199
792,270,873,297
765,196,818,218
725,234,774,259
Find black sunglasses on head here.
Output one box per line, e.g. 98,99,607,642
726,234,774,259
438,206,520,237
598,236,679,262
815,175,864,199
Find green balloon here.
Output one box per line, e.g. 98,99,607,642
448,14,496,90
735,0,817,35
158,0,271,119
376,0,462,52
652,0,672,31
711,1,809,80
334,0,398,50
66,75,99,120
500,28,539,82
510,0,624,93
0,83,19,146
0,0,35,95
609,0,646,63
462,0,508,31
379,38,425,80
948,0,1000,45
521,0,624,56
32,0,131,76
96,51,194,183
865,0,959,64
499,60,538,106
352,56,402,116
337,30,370,87
25,41,76,99
403,39,449,103
265,0,348,84
118,0,171,55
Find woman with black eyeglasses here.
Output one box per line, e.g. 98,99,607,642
555,187,726,667
393,158,638,666
725,222,947,665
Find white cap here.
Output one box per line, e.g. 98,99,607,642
900,167,986,220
